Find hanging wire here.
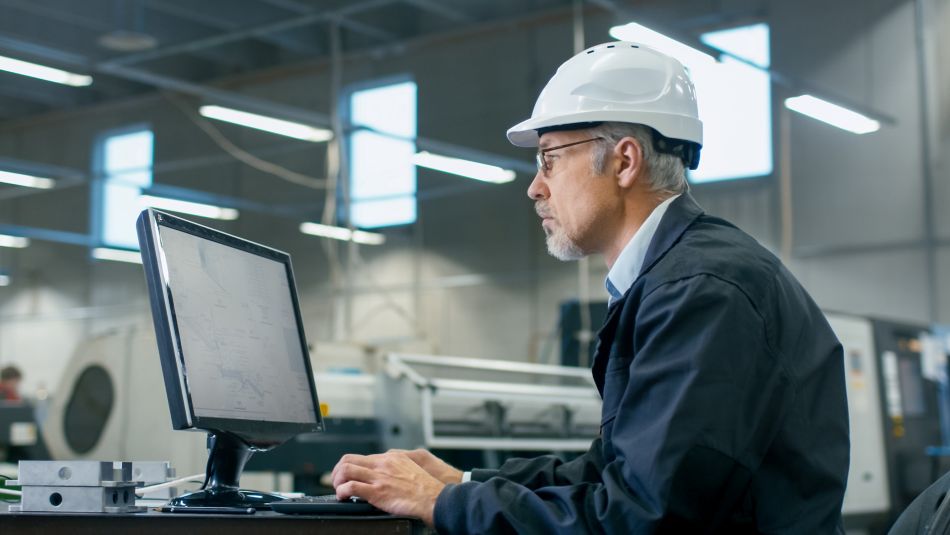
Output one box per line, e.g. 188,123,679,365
163,92,329,191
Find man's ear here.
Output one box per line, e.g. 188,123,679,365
614,137,644,189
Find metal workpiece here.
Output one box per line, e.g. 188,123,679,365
10,460,138,487
11,484,144,513
378,353,601,453
7,460,145,514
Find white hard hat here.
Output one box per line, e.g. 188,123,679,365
507,41,703,168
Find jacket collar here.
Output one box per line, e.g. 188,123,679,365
590,193,704,387
637,192,705,281
605,192,704,309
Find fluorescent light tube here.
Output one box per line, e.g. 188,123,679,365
299,222,385,245
608,23,715,67
199,105,334,142
0,234,29,248
784,95,881,134
92,247,142,264
140,195,239,220
0,54,93,86
0,274,9,286
0,170,55,189
413,152,516,184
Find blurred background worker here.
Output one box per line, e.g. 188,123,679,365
0,365,22,402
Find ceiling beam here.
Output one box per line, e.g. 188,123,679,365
0,78,83,107
0,0,111,33
104,0,397,68
144,0,324,57
400,0,472,23
254,0,398,43
335,17,398,42
0,31,329,125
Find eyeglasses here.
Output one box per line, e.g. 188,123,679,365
535,137,604,176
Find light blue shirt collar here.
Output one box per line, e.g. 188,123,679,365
605,194,680,305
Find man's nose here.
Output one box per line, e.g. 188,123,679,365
527,172,548,200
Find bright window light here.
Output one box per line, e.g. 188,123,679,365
413,152,515,184
347,79,417,228
92,247,143,264
609,23,715,67
785,95,880,134
299,222,386,245
0,234,30,248
701,23,770,68
0,274,9,286
609,22,773,183
0,170,55,189
139,195,239,220
0,53,92,86
199,105,333,142
95,128,153,250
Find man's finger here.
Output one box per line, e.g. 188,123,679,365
332,462,377,488
331,454,360,482
335,480,374,502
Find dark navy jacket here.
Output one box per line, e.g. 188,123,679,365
434,194,850,534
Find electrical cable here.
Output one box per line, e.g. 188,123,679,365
163,92,329,191
135,473,205,496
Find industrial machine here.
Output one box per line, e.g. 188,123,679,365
42,326,208,478
828,312,946,532
377,353,601,463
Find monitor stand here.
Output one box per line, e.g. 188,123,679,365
165,431,283,511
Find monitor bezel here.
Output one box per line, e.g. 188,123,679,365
137,208,324,446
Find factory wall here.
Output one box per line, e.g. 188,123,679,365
0,0,947,400
777,0,946,326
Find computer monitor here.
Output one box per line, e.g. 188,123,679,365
137,208,324,510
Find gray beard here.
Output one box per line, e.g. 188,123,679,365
545,228,585,261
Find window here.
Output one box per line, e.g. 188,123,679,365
345,79,417,228
689,23,772,183
92,127,153,250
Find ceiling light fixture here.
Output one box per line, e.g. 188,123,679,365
608,23,716,66
784,95,881,134
97,30,158,52
0,234,29,248
0,170,56,189
0,54,93,87
199,105,334,142
413,152,516,184
140,195,239,221
92,247,142,264
299,222,385,245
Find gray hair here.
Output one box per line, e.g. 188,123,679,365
587,122,688,195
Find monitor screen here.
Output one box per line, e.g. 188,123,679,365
158,226,317,424
138,209,323,443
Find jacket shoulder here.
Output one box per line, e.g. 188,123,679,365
642,214,782,298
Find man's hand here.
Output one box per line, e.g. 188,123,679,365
332,451,447,527
388,448,463,484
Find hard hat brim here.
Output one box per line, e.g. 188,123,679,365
507,111,702,148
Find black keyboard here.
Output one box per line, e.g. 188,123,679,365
270,495,384,515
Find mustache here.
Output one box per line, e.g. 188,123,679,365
535,202,552,218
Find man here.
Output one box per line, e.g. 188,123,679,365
332,42,850,533
0,365,22,402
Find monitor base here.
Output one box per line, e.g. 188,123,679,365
166,431,284,511
166,488,284,510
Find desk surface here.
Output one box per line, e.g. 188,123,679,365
0,504,429,535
